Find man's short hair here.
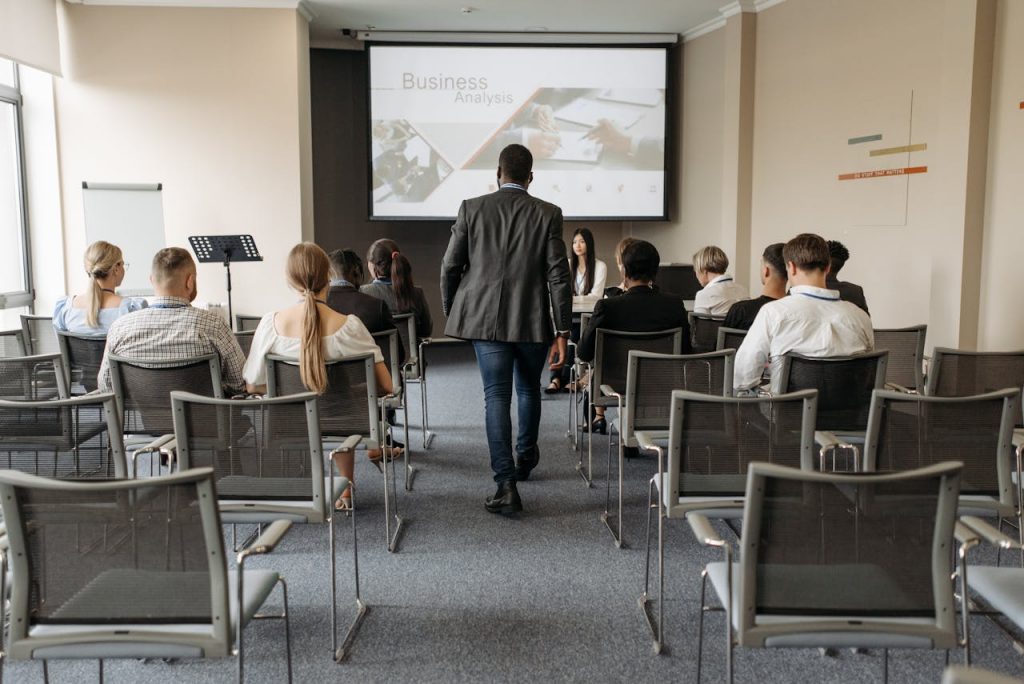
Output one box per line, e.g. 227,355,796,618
151,247,195,285
498,144,533,184
622,240,660,282
827,240,850,275
692,245,729,275
783,233,830,273
762,243,786,278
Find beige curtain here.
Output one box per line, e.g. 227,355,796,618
0,0,61,75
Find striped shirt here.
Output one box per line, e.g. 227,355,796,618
97,296,246,393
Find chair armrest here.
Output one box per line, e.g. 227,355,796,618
955,521,980,546
599,384,622,399
329,435,362,457
960,516,1020,550
687,513,728,548
634,431,662,454
237,520,293,564
883,382,915,394
133,434,175,454
814,431,847,450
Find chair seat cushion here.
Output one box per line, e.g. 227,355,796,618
219,476,348,523
968,566,1024,631
655,472,745,517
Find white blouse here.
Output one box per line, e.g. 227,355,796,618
572,259,608,297
243,311,384,387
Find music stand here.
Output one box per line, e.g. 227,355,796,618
188,235,263,329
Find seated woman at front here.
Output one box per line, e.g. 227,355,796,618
53,241,147,335
361,238,433,339
243,242,393,511
692,245,749,315
545,228,607,393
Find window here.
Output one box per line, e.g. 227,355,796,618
0,57,32,308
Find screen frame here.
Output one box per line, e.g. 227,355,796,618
365,41,674,223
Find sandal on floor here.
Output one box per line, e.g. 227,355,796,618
335,496,352,511
544,378,563,394
367,446,405,465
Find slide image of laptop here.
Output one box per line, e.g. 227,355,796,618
596,89,663,107
371,119,453,202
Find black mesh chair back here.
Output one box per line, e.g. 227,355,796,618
234,330,255,358
393,313,419,380
56,330,107,394
716,326,748,352
0,393,127,479
0,353,69,401
0,468,235,659
778,351,887,433
173,391,328,514
873,325,926,392
234,314,262,332
592,328,684,407
927,348,1024,428
265,352,381,445
865,388,1017,509
689,313,726,354
108,353,223,436
737,461,960,647
20,314,59,356
667,389,817,506
0,328,25,357
372,328,402,392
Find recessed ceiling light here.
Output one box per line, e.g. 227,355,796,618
460,6,475,13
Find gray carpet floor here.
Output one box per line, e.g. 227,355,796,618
12,345,1024,683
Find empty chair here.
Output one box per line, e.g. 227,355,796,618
873,324,926,392
0,328,25,357
20,314,60,356
107,353,223,474
415,334,470,450
234,330,256,357
0,392,127,479
234,314,263,332
601,349,735,547
689,313,726,354
942,666,1024,684
266,352,404,552
715,326,747,352
575,327,684,487
56,330,106,394
372,326,413,490
172,391,366,663
0,467,293,681
0,353,69,401
638,389,817,653
692,461,963,683
777,350,888,470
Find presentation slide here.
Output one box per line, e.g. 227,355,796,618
368,45,668,220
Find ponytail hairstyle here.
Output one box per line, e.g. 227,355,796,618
286,242,331,394
83,241,123,328
367,238,416,312
570,228,597,296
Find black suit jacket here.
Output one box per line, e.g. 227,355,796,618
441,187,572,343
825,276,870,315
576,286,692,362
326,284,405,365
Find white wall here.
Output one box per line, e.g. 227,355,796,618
54,4,313,317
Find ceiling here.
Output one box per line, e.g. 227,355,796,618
303,0,738,45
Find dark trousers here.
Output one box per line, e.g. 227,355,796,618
472,341,549,483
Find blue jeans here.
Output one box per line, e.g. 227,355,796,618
472,341,549,483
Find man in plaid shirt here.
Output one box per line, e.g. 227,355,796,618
97,247,246,393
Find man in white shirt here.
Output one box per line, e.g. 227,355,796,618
733,233,874,393
692,245,749,315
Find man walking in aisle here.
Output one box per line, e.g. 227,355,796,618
441,144,572,514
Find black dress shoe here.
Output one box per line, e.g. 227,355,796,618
485,480,523,514
515,446,540,482
585,417,607,435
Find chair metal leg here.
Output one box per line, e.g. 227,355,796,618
98,659,103,684
600,424,624,547
882,648,888,683
403,392,415,492
697,569,707,682
658,479,665,656
639,477,660,648
335,483,369,662
42,660,48,684
380,405,405,553
280,578,293,683
237,562,246,684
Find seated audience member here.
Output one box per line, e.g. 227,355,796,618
53,241,147,335
603,236,637,298
326,248,404,365
243,243,394,511
722,242,786,330
826,240,870,314
733,233,874,393
97,247,245,393
545,227,608,393
361,238,433,339
577,240,692,432
692,245,749,315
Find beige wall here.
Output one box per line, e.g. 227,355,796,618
54,4,313,317
673,0,1021,352
979,0,1024,350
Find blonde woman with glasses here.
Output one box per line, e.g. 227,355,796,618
53,241,147,335
243,242,393,511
